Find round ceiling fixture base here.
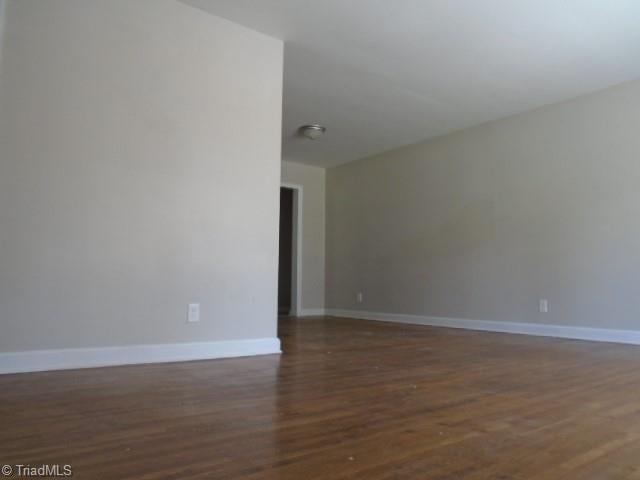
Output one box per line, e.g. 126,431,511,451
299,124,326,140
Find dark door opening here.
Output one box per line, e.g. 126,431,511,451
278,187,294,315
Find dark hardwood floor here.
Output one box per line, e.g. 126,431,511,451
2,316,640,479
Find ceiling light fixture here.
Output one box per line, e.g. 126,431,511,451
299,124,326,140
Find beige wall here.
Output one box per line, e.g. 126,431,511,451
0,0,283,352
327,79,640,331
281,160,326,313
0,0,5,80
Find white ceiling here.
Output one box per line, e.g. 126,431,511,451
184,0,640,167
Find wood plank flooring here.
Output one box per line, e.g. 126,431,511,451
2,316,640,479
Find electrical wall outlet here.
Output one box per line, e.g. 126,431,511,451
188,303,200,323
539,299,548,314
357,292,363,303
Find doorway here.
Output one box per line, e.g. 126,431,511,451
278,185,301,316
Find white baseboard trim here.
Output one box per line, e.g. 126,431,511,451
326,309,640,346
0,337,281,375
298,309,326,317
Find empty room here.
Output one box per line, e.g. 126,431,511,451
2,0,640,478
